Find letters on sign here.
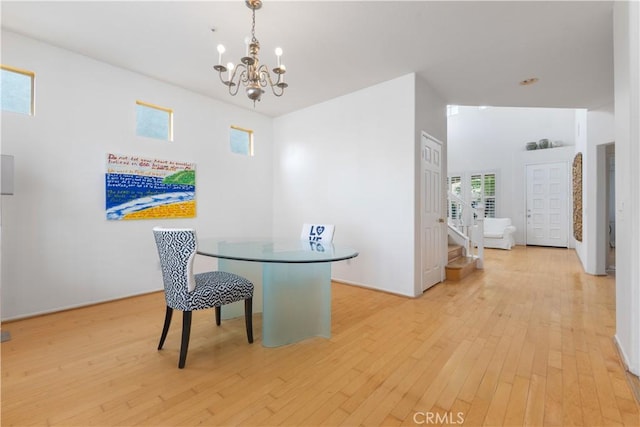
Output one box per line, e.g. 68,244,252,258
308,225,326,241
301,223,334,247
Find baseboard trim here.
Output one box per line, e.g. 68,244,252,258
331,279,414,298
613,335,640,404
1,290,163,324
627,371,640,405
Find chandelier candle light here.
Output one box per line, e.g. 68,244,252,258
214,0,288,104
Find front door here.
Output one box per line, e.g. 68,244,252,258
526,162,569,247
421,133,444,291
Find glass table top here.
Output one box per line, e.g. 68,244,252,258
197,238,359,264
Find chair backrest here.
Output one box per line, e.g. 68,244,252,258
300,223,335,243
483,218,512,234
152,228,198,300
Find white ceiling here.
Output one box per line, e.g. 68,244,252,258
1,1,614,117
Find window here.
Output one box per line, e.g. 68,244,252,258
470,172,496,218
136,100,173,141
1,65,35,115
447,175,462,220
229,125,254,156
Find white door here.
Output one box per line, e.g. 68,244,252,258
526,162,569,247
421,133,444,291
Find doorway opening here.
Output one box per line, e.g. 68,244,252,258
606,143,616,274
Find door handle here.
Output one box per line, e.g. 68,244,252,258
438,218,445,223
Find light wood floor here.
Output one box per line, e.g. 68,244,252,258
2,246,639,426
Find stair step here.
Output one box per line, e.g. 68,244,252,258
448,244,463,262
445,256,478,281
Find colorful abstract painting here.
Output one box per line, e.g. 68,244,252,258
105,153,196,220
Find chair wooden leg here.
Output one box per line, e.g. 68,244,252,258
158,306,173,350
178,311,192,369
215,306,221,326
245,298,253,344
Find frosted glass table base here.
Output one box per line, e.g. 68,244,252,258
198,239,358,348
218,259,331,347
262,262,331,347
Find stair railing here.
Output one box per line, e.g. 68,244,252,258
447,191,484,269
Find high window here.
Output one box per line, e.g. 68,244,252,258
1,65,35,115
229,125,254,156
136,100,173,141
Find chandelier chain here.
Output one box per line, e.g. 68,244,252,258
251,8,257,43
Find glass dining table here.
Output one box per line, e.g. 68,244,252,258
197,238,359,347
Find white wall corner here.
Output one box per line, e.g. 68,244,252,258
414,75,447,296
613,0,640,378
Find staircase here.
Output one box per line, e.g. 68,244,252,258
445,190,485,281
445,244,479,281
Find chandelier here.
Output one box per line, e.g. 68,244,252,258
213,0,288,104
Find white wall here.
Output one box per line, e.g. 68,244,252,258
574,106,615,275
447,106,577,245
414,75,448,294
1,34,448,317
574,109,589,265
613,1,640,376
273,74,446,297
0,31,274,320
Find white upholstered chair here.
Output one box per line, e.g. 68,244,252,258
482,218,516,250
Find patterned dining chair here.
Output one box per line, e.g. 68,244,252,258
152,227,254,368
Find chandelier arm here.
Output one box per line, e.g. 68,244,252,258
271,86,285,97
228,82,240,96
229,67,245,96
261,66,286,96
228,63,244,84
240,66,252,85
257,65,270,88
216,69,230,86
227,64,249,96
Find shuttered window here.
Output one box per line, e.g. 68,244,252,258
471,172,497,218
448,175,462,220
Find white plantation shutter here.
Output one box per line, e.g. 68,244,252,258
449,172,498,219
448,176,462,220
483,173,496,218
470,172,497,218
